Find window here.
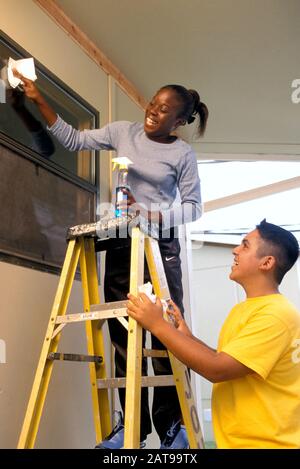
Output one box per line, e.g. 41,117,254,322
191,160,300,245
0,32,97,184
0,31,100,272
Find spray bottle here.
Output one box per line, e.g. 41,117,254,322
112,157,133,218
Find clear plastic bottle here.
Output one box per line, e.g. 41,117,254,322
112,157,133,218
115,165,130,218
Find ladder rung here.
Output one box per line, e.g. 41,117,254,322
56,300,128,325
47,352,103,364
97,375,175,389
143,348,168,358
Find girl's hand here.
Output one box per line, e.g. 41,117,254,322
12,70,57,127
122,189,162,224
122,188,136,207
122,189,147,219
12,69,42,103
118,189,137,214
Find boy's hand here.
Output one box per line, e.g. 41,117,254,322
127,292,165,333
166,300,193,337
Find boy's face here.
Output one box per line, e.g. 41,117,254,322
230,229,265,283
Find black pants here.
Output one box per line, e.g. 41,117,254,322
103,236,184,442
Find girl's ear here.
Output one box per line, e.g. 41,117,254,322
174,118,186,130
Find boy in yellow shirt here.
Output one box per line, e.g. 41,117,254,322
127,220,300,448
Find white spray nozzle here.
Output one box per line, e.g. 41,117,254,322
112,156,133,171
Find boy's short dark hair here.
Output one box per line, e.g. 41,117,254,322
256,219,299,284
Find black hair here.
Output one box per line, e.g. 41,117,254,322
159,84,209,137
256,219,299,284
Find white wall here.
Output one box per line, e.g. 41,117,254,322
0,262,95,448
0,0,111,448
190,242,300,443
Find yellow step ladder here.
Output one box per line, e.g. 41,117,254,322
17,217,205,449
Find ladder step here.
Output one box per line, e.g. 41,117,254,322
67,215,137,241
143,348,168,358
56,300,128,324
97,375,175,389
47,352,103,364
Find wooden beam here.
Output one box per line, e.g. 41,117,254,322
195,152,300,162
202,153,300,162
204,176,300,212
34,0,147,110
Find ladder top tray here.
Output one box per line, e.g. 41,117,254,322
67,214,160,241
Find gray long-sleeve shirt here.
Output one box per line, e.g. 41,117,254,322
49,117,202,229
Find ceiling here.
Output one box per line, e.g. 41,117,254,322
55,0,299,100
54,0,300,157
57,0,229,101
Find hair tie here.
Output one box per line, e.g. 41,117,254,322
187,115,195,124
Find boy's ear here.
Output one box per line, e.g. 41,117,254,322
259,255,276,273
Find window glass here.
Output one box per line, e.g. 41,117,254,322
0,36,96,184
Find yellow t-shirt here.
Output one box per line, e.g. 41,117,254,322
212,294,300,448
